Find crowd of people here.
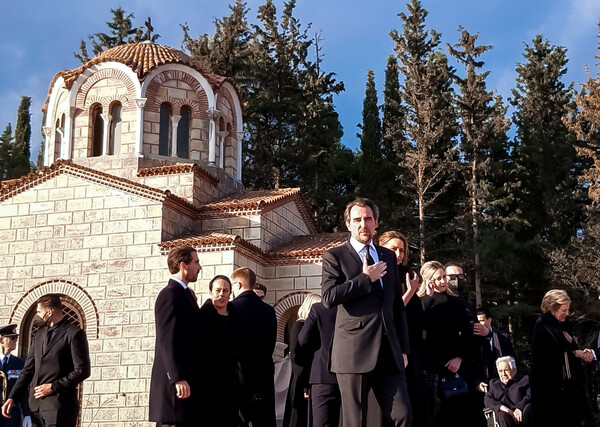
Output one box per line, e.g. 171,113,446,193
148,197,599,427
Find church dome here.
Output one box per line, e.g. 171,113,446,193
58,41,207,88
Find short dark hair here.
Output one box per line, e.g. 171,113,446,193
37,294,63,311
209,275,232,292
477,307,492,319
254,283,267,296
344,198,379,225
231,267,257,290
167,245,197,274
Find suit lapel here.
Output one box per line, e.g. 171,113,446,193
43,323,66,357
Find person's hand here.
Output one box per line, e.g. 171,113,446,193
500,405,513,416
1,399,13,418
473,323,490,337
426,281,434,296
33,383,53,399
513,408,523,422
362,257,387,283
406,273,419,295
477,382,488,393
575,349,594,363
403,353,408,368
175,380,191,399
445,357,462,373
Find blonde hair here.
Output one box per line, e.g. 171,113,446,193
378,231,409,266
297,293,322,321
417,261,445,297
540,289,571,314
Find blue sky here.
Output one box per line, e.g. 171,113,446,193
1,0,599,161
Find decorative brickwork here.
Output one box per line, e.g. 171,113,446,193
273,291,311,342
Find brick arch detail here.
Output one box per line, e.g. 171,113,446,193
154,96,202,118
145,70,209,119
76,68,136,110
9,280,99,339
218,88,238,136
273,291,311,342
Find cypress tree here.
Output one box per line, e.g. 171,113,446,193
0,124,13,181
10,96,32,178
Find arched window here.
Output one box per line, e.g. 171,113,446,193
54,114,64,161
91,105,103,157
159,103,172,156
177,106,191,158
109,103,122,155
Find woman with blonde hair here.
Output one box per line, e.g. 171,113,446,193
419,261,472,426
284,293,322,427
530,289,594,426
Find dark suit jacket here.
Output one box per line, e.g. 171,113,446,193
231,290,277,397
321,240,410,374
1,355,30,427
484,373,530,412
297,302,338,385
149,279,202,423
474,329,515,384
9,319,90,425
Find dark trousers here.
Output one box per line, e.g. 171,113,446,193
311,383,342,427
336,340,412,427
30,407,77,427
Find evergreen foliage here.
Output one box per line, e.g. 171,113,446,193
390,0,458,263
74,7,160,63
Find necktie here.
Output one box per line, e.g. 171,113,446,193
364,245,375,265
1,357,6,372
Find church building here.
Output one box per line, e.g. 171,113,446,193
0,41,346,426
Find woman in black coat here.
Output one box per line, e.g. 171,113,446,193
530,289,594,427
198,275,240,427
418,261,472,427
378,231,432,427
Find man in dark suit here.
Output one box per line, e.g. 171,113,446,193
0,324,30,427
321,198,412,427
297,302,341,427
231,267,277,427
149,245,202,427
474,307,515,393
2,294,90,427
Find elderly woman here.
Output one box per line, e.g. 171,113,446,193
484,356,531,427
378,231,431,427
418,261,472,427
530,289,594,427
198,275,240,426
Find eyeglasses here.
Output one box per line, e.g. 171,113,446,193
446,274,465,280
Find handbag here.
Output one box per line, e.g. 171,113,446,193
440,373,468,399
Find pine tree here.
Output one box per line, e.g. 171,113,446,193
391,0,458,263
0,124,13,181
448,27,510,306
74,7,159,63
509,35,584,304
10,96,32,178
356,70,385,204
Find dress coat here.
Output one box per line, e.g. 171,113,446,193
484,373,530,413
1,355,30,427
230,289,277,427
198,299,240,427
149,279,202,424
321,240,410,374
530,312,594,427
9,319,90,427
473,328,515,386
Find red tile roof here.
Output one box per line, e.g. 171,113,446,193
159,231,349,264
197,189,318,233
137,163,219,186
43,42,226,112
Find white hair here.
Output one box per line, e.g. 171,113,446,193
496,356,516,370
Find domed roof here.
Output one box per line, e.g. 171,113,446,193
62,41,223,87
43,41,226,112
